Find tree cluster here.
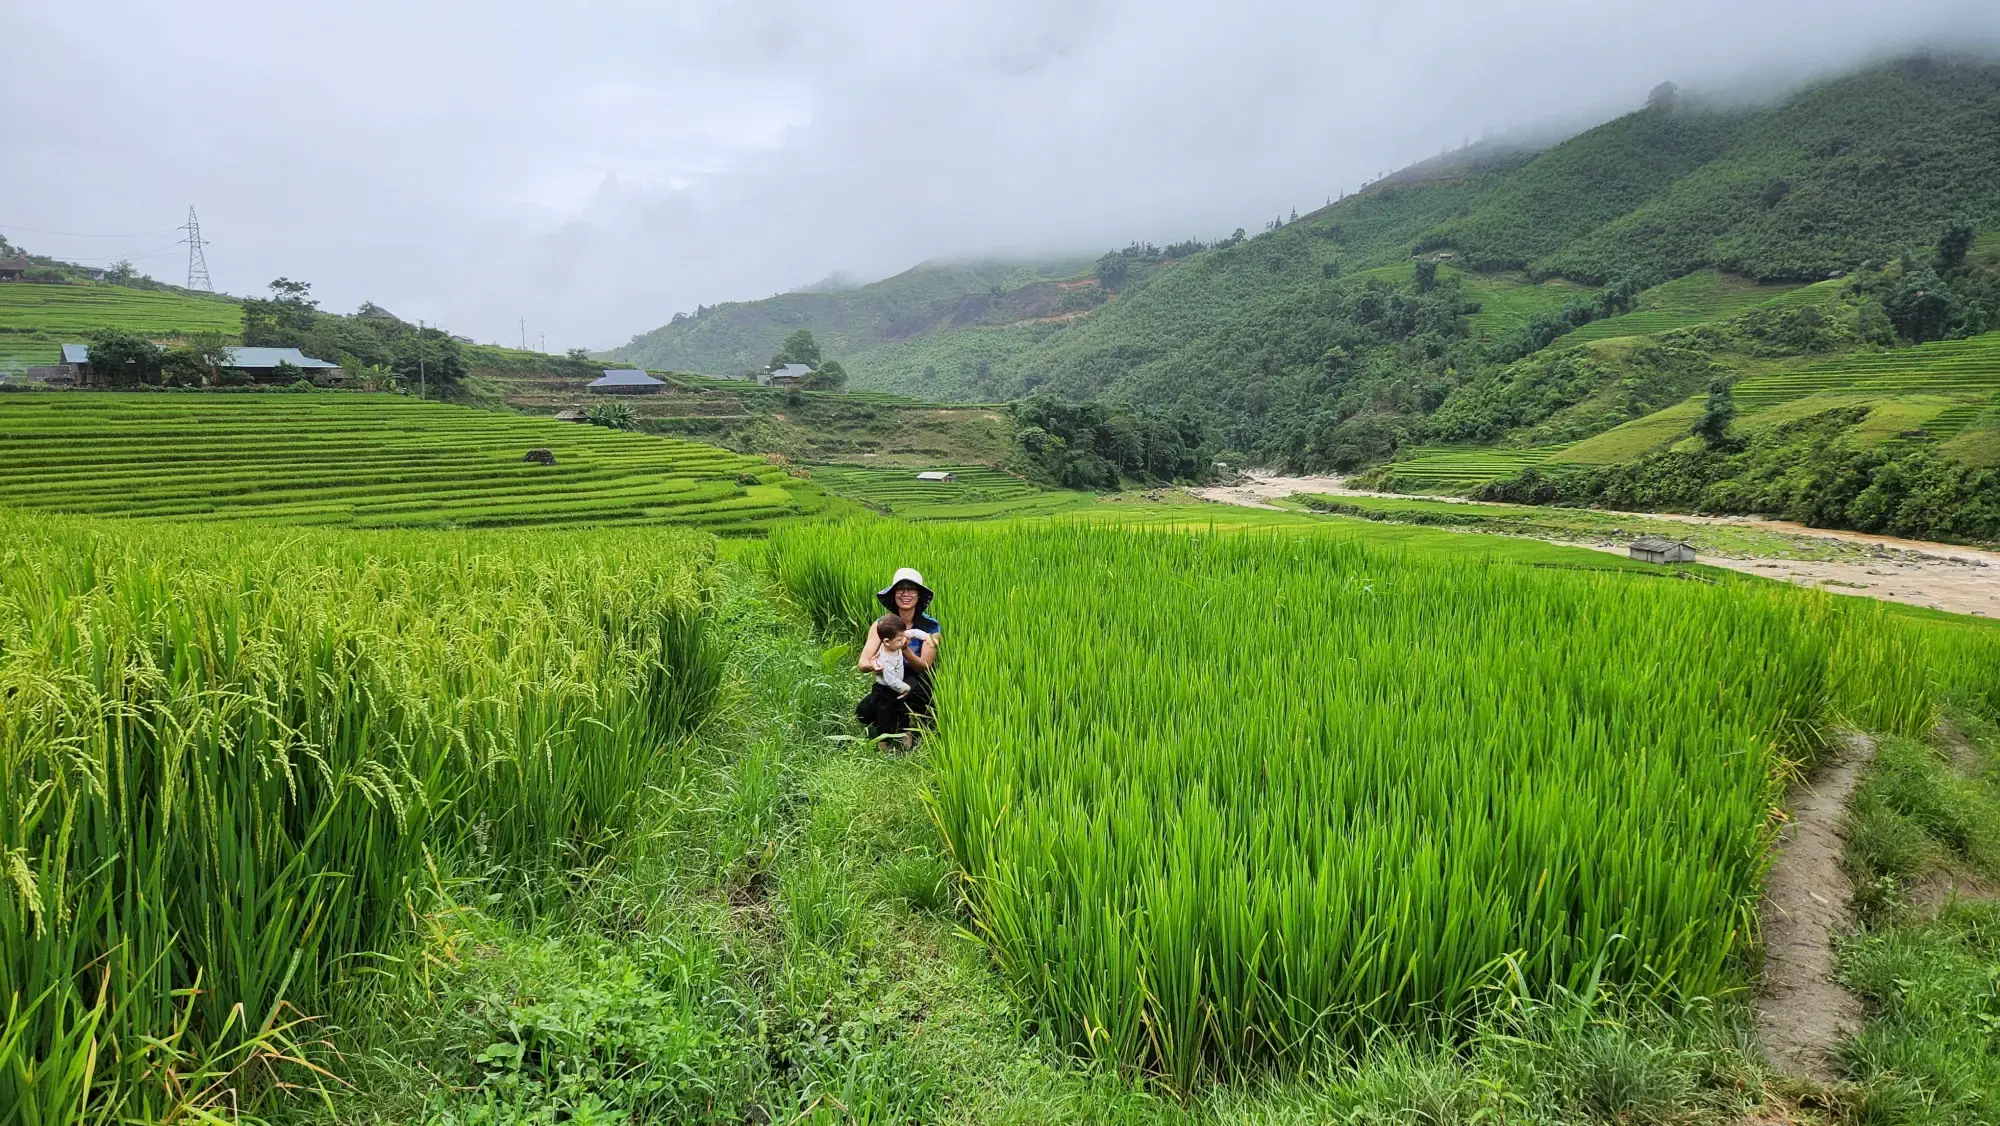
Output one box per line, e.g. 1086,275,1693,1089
242,279,467,388
1479,406,2000,546
1490,275,1644,362
1008,395,1213,489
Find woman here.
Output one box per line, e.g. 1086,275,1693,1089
855,567,941,739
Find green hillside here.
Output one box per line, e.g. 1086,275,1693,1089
0,394,834,532
0,284,242,371
610,256,1095,375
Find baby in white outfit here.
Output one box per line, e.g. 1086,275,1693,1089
871,614,930,695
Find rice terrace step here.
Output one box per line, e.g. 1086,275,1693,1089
0,394,833,532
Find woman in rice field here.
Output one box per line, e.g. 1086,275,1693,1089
855,567,941,741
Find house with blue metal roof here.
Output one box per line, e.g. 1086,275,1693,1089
58,344,341,385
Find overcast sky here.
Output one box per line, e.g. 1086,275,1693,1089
5,2,1998,352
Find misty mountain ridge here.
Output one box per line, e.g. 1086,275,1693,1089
612,55,2000,465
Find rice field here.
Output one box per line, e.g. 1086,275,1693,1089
805,463,1090,519
0,515,726,1120
0,284,244,371
772,521,1994,1086
1562,269,1810,343
0,393,834,532
1372,444,1572,490
1729,332,2000,410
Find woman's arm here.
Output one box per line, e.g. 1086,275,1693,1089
909,631,939,671
857,630,882,672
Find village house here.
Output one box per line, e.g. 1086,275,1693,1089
759,362,813,387
52,344,341,385
915,471,956,482
587,369,665,395
1628,536,1696,564
0,256,37,281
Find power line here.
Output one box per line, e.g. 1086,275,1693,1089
0,222,181,239
179,206,211,292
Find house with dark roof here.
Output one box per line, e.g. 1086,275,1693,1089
0,256,38,281
760,362,813,387
588,369,665,395
1628,536,1695,565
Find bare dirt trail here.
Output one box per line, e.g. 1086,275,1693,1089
1756,732,1874,1082
1195,473,2000,619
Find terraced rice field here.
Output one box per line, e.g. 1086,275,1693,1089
0,283,244,371
1374,444,1571,490
1563,269,1811,343
806,463,1087,519
1731,332,2000,409
0,393,833,532
1346,263,1593,341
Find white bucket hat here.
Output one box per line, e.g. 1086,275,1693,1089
876,567,934,613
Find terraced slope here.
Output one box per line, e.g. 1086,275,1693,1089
1731,333,2000,410
1371,445,1572,491
1563,269,1811,343
0,394,834,532
0,284,243,371
805,463,1089,519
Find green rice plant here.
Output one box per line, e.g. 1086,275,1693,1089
0,512,724,1121
767,521,1996,1088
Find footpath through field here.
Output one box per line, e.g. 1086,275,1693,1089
1196,472,2000,619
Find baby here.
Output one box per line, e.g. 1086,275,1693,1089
870,613,930,696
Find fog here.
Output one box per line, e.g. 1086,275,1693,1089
5,1,1997,352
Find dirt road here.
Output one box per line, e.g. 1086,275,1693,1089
1196,473,2000,619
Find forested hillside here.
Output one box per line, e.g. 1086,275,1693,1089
611,257,1097,375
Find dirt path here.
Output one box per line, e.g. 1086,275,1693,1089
1756,732,1873,1082
1195,473,2000,619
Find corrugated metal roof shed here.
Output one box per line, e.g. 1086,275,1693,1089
589,369,663,387
61,344,90,364
226,347,339,370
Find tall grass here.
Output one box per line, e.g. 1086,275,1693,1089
769,522,1998,1088
0,514,724,1123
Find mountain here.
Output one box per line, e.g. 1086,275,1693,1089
609,256,1098,375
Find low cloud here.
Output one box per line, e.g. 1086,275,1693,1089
5,0,1997,351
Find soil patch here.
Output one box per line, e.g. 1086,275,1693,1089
1756,732,1874,1082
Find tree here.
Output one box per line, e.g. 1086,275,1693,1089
85,328,164,387
1095,253,1129,289
565,347,591,363
1647,81,1678,108
586,402,638,430
1884,266,1960,343
106,260,139,285
770,329,821,368
1413,259,1438,293
807,359,847,392
388,326,467,388
1692,375,1736,449
161,332,232,387
1937,220,1977,270
242,278,321,346
268,277,315,304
